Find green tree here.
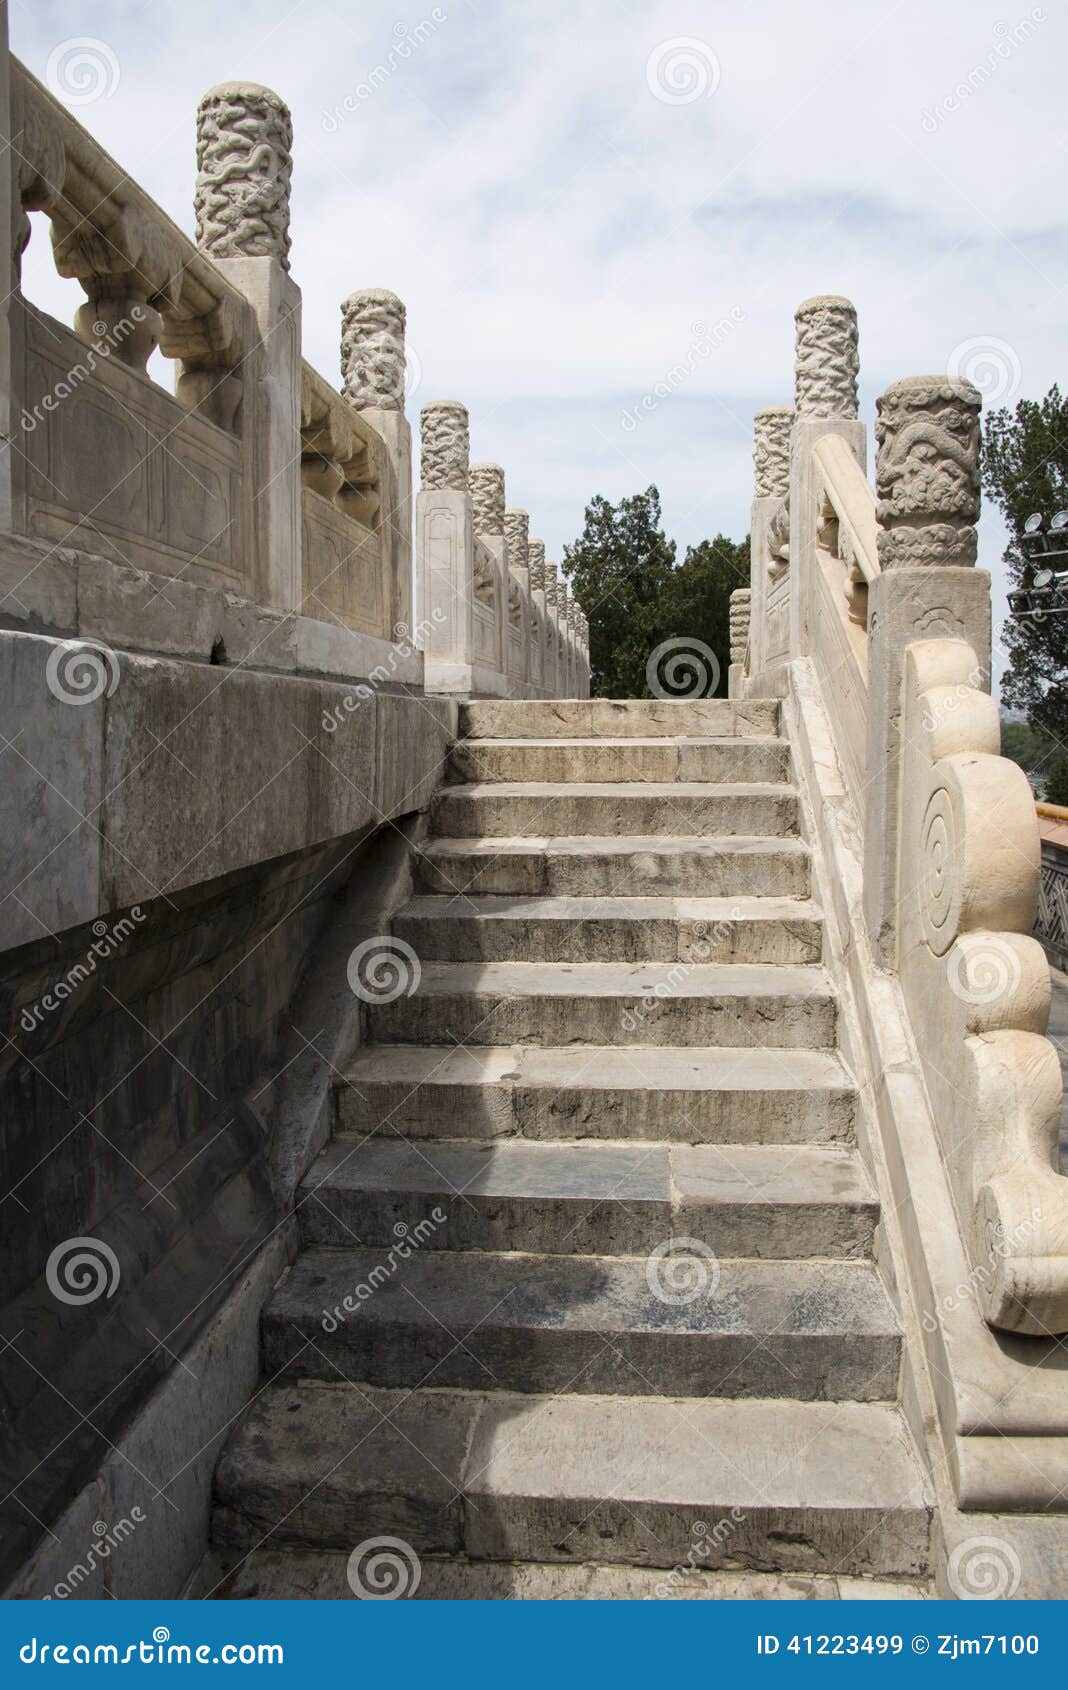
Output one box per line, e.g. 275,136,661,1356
1045,755,1068,807
984,387,1068,744
561,487,748,698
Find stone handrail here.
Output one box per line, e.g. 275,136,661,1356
4,45,563,696
742,296,1068,1359
12,60,253,399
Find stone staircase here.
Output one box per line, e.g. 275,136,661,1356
208,698,933,1600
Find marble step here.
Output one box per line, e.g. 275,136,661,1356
265,1247,898,1398
336,1043,857,1145
393,894,822,965
366,960,836,1049
414,836,811,898
210,1549,931,1601
212,1384,932,1578
458,698,782,741
449,737,791,786
297,1138,876,1258
431,782,799,839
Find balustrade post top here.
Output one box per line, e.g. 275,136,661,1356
795,293,857,319
419,400,470,490
195,82,293,270
468,463,506,534
875,373,981,569
794,295,859,419
340,289,407,412
753,404,794,498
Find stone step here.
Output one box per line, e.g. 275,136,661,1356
366,960,836,1049
394,894,822,965
336,1044,857,1144
431,782,799,839
414,836,810,898
212,1548,931,1601
265,1247,898,1399
459,698,782,741
212,1384,932,1577
449,737,790,786
297,1138,875,1257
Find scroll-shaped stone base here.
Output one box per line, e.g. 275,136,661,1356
898,639,1068,1334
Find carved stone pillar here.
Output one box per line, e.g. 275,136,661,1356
557,575,571,697
418,401,475,693
530,541,553,697
341,289,413,641
194,81,300,610
749,403,793,681
864,373,987,964
728,588,751,698
541,553,560,697
468,463,511,694
789,296,864,660
505,508,537,695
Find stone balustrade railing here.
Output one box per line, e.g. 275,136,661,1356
741,290,1068,1516
417,408,588,697
0,44,577,700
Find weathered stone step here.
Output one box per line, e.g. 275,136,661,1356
459,698,782,741
265,1247,898,1398
366,960,836,1048
213,1548,931,1601
297,1138,875,1257
432,782,799,839
213,1384,932,1577
415,836,810,897
449,737,790,785
336,1044,856,1144
394,894,822,965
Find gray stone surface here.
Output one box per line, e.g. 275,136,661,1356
459,698,782,739
432,782,799,839
336,1043,857,1144
264,1246,900,1400
415,836,811,898
451,736,791,785
368,960,836,1049
395,893,823,965
298,1136,873,1258
212,1383,931,1575
210,1547,931,1600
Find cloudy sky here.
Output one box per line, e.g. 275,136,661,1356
14,0,1065,687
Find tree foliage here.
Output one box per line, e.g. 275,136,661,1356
561,486,748,699
984,387,1068,743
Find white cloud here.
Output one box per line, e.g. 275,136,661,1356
14,0,1064,687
